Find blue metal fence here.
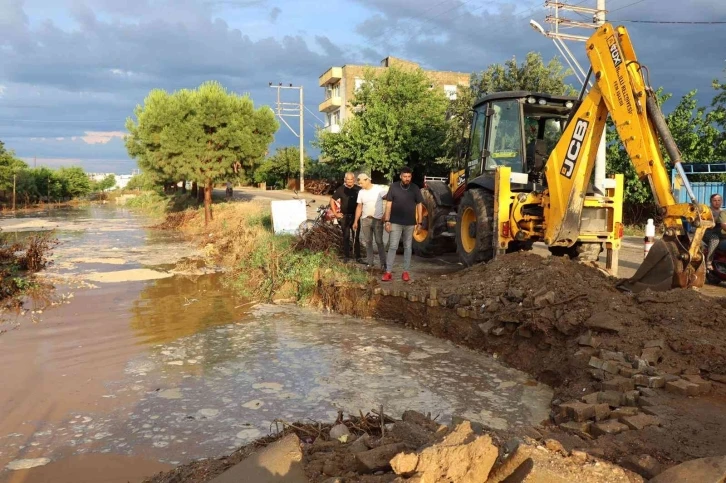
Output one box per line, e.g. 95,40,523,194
671,165,726,204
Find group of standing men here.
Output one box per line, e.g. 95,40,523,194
330,167,423,282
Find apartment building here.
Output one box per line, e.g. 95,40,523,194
318,56,470,133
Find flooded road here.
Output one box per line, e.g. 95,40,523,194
0,205,552,483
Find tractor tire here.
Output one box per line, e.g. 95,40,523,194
455,189,494,267
413,188,455,258
548,242,602,261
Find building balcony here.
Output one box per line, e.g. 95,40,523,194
319,67,343,87
319,96,342,113
325,124,341,134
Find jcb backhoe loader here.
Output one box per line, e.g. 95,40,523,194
413,22,713,292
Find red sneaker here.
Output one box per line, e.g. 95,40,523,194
402,272,410,282
381,272,392,282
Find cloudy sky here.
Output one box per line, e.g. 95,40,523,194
1,0,724,174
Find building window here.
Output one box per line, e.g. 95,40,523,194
444,85,458,100
331,109,341,126
324,82,341,99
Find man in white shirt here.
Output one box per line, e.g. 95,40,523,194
353,173,388,269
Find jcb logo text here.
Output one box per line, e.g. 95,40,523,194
561,119,589,179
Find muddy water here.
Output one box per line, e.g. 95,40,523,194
0,205,553,483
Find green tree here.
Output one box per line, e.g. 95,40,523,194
440,52,576,168
253,146,313,188
315,66,450,179
55,167,92,199
125,81,278,224
0,141,29,195
95,174,116,192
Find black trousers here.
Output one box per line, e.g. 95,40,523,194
341,214,361,259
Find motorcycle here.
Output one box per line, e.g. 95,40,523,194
705,244,726,285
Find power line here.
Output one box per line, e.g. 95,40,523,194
612,19,726,24
608,0,648,14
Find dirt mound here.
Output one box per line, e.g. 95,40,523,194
402,252,726,384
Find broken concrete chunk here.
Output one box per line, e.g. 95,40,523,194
209,434,305,483
681,374,712,394
641,347,663,366
391,421,436,449
559,421,593,440
602,376,635,392
619,413,662,430
348,434,371,454
619,366,639,378
591,420,629,437
356,442,408,473
581,393,599,405
633,374,649,387
578,331,600,348
650,456,726,483
622,454,663,480
390,421,498,483
593,403,611,421
402,410,441,433
600,350,627,363
644,339,666,350
623,390,640,407
534,290,556,307
612,407,640,418
558,401,596,422
478,321,496,335
588,356,605,370
601,361,621,375
329,424,351,441
648,376,665,389
597,390,624,407
584,313,622,333
665,379,700,397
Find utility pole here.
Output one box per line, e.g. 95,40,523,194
593,0,607,197
268,82,305,192
12,174,16,211
534,0,609,197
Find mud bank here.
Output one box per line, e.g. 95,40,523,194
310,252,726,474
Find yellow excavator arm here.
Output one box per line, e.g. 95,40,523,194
542,23,713,291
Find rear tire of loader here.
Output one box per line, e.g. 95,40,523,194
413,188,455,258
455,189,494,267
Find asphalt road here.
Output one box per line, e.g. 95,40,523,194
223,186,726,297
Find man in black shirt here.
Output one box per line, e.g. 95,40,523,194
330,172,362,262
382,166,423,282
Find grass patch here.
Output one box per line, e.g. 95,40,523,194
123,191,199,218
176,201,367,304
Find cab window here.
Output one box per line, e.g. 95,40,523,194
467,105,487,178
485,99,524,173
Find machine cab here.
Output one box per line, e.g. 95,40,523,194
466,91,577,184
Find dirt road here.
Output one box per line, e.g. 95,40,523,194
222,187,726,297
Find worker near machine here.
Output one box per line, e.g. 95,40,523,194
352,173,388,270
704,193,726,270
381,166,423,282
330,172,362,263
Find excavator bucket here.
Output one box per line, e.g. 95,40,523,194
617,238,705,293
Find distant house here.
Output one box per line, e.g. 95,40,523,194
86,172,133,190
318,56,470,134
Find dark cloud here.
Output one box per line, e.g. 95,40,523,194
352,0,726,107
1,0,724,172
269,6,281,23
